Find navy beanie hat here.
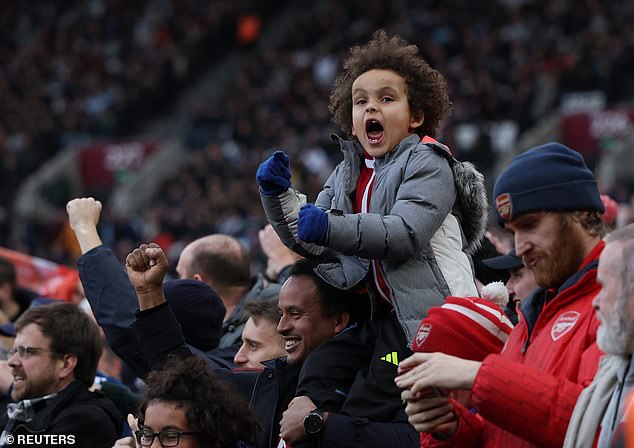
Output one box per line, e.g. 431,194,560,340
163,279,226,352
493,142,604,225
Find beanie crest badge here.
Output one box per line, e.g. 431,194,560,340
416,323,432,347
551,311,580,341
496,193,513,221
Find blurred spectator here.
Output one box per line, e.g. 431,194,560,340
564,224,634,448
0,258,36,324
481,248,539,324
601,194,619,231
257,224,302,285
174,233,280,351
232,299,286,369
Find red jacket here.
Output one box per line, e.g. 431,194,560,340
426,240,605,448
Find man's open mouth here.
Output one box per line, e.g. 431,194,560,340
284,337,300,352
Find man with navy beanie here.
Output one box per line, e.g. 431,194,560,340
493,142,604,223
396,142,606,448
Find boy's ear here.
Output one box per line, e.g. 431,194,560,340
409,113,424,131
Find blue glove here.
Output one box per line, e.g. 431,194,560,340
256,150,291,196
298,204,329,244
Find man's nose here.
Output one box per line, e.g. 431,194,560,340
277,315,290,334
514,233,530,257
7,351,20,367
233,346,247,366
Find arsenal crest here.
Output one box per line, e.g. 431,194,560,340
416,323,432,347
551,311,580,341
496,193,513,221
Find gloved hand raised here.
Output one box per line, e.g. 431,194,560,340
256,151,291,196
298,204,329,244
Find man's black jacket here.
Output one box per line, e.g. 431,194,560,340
0,380,122,448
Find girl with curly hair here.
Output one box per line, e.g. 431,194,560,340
114,355,257,448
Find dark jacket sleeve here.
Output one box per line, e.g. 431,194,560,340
132,302,193,373
77,245,151,377
132,302,232,374
320,409,420,448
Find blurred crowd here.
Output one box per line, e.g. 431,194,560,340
143,0,634,273
0,0,287,253
2,0,634,271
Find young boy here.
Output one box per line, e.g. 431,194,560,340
256,31,487,427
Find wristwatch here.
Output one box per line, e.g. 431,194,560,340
303,408,324,435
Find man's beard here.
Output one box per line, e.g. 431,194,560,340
529,218,587,290
597,292,634,356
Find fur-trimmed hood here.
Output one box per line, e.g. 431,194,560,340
424,140,489,254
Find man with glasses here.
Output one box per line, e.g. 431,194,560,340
0,302,122,447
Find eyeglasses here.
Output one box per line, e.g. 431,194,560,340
135,428,200,447
7,346,53,359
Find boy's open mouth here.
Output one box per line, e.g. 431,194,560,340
365,119,384,144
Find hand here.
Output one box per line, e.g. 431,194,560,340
485,231,513,255
401,389,457,434
258,224,301,281
125,243,168,310
127,413,139,433
66,197,103,254
297,204,328,244
256,151,291,196
115,413,141,447
279,396,316,445
395,353,481,394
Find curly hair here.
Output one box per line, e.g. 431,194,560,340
329,30,451,139
563,210,606,238
139,355,257,448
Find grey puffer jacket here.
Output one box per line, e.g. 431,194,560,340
261,134,483,343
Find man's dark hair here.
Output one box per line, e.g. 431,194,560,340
0,257,16,287
189,235,251,287
287,258,362,320
329,30,451,139
139,355,257,447
243,299,280,326
15,302,103,386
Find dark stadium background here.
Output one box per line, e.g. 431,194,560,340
1,0,632,276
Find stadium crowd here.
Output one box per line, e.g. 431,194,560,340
138,0,634,272
0,0,289,252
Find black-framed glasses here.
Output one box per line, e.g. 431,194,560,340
7,346,53,359
135,428,200,447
